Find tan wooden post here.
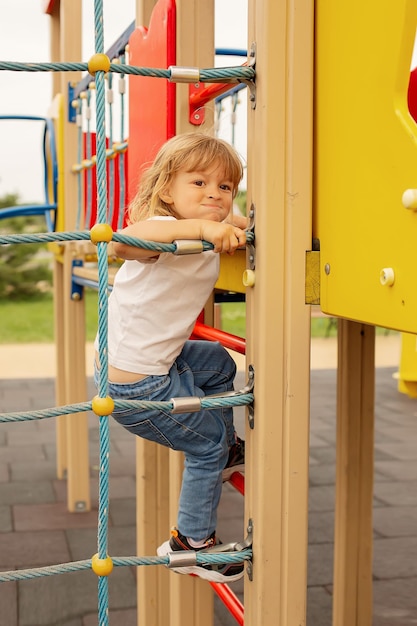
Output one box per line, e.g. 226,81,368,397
333,320,375,626
133,3,172,625
167,1,216,624
244,0,314,623
49,0,91,511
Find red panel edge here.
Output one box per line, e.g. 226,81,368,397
43,0,56,15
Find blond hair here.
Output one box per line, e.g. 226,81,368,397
128,133,244,223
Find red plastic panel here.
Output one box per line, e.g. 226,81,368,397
83,133,129,230
127,0,176,203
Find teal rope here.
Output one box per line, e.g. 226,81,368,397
92,4,111,623
0,61,255,83
0,229,254,248
0,393,254,423
0,549,252,583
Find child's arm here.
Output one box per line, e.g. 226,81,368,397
114,219,246,261
224,213,249,230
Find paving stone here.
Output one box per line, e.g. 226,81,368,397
375,425,417,442
307,542,334,586
373,505,417,538
307,586,333,626
309,485,335,512
10,459,57,482
18,567,136,626
0,531,69,568
7,429,56,446
309,432,331,447
0,504,12,532
0,462,9,482
214,595,243,626
0,581,17,626
0,481,55,506
374,481,417,506
309,463,336,486
111,440,136,459
374,536,417,579
105,456,136,478
66,526,136,562
13,503,99,532
108,498,136,527
52,476,135,506
375,442,417,461
375,460,417,482
0,364,415,625
0,445,46,463
308,510,334,544
83,608,137,626
373,578,417,626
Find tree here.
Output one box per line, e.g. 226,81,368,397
0,193,52,300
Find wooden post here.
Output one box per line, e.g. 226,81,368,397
49,0,91,511
333,320,375,626
244,0,314,623
167,1,215,624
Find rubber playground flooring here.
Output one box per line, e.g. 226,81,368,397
0,335,416,625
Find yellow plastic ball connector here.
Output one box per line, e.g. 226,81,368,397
91,553,114,577
87,53,111,76
92,395,115,416
90,223,114,245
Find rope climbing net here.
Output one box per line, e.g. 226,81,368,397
0,1,254,624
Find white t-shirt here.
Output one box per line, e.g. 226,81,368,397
96,217,219,375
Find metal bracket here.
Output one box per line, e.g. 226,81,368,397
207,364,254,428
245,42,257,109
200,517,253,556
201,520,253,581
247,203,256,272
188,41,256,126
71,259,84,301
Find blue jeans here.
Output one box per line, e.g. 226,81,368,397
95,340,237,541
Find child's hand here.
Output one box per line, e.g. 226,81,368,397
200,221,246,255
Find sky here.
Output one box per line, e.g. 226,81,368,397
0,0,248,204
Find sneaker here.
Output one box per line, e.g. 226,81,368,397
222,437,245,482
157,528,244,583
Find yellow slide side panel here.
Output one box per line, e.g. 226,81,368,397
315,0,417,333
396,332,417,397
215,248,246,293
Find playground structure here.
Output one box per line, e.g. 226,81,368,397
1,0,417,625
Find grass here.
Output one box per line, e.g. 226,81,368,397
0,294,397,343
0,290,99,344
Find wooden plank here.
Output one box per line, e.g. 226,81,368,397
333,320,375,626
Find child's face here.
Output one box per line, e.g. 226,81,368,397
160,162,234,222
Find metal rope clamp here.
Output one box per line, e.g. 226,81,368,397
173,239,204,255
167,551,198,568
171,396,202,414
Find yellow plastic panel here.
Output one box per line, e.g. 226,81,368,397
215,248,246,293
314,0,417,333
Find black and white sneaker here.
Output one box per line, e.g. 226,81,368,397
157,527,244,582
222,437,245,482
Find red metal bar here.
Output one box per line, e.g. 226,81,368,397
192,321,246,355
192,324,246,623
228,471,245,495
210,581,244,625
190,82,236,110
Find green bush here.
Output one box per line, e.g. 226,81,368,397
0,194,53,300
